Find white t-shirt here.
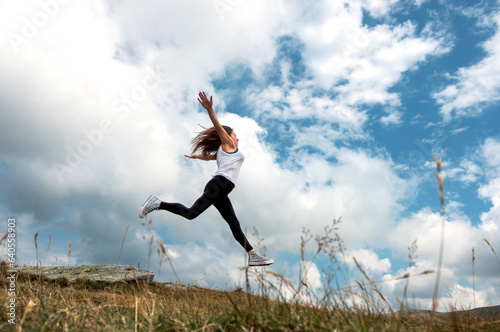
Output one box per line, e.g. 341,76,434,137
213,145,245,185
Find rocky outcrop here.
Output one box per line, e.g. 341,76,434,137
19,264,154,284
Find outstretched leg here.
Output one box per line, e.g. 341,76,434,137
212,196,254,252
159,194,212,220
158,175,235,220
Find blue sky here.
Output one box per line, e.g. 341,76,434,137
1,0,500,310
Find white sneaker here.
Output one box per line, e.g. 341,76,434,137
248,250,274,266
139,195,161,218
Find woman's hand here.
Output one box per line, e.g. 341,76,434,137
197,91,213,111
196,90,234,152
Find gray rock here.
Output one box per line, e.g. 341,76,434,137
19,264,154,284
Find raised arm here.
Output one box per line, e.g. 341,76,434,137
197,91,236,152
184,153,217,161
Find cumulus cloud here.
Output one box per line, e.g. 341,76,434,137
241,0,447,137
264,260,323,303
298,10,446,104
385,181,500,309
382,261,498,311
349,249,392,274
434,11,500,121
478,138,500,235
458,160,482,184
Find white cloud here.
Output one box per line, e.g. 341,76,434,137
390,209,476,268
477,138,500,234
300,260,323,290
482,137,500,172
359,0,400,17
442,138,498,187
434,11,500,121
247,83,369,135
385,194,500,308
156,243,247,287
459,160,482,184
380,110,403,126
380,260,497,311
264,260,323,303
299,16,445,106
107,0,297,89
446,284,493,310
349,249,392,274
413,0,429,7
478,177,500,233
240,0,447,131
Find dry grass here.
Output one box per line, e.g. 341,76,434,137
1,262,499,331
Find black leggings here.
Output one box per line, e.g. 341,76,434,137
159,176,253,252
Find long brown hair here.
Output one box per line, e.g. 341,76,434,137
190,125,233,156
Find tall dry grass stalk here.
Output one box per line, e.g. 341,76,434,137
400,239,418,312
135,296,138,332
18,299,36,332
34,232,39,272
336,269,434,295
157,239,179,283
0,232,8,246
116,225,130,265
67,241,72,274
484,238,500,266
146,219,154,272
353,256,394,314
431,156,445,316
472,247,476,308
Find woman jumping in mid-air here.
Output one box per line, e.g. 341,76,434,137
139,91,274,267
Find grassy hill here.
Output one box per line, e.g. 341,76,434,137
1,262,500,331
